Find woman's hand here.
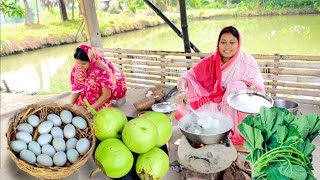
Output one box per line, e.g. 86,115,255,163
247,85,257,95
175,91,188,105
91,87,111,110
70,92,80,104
247,85,257,91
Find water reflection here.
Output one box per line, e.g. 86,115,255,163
1,15,319,93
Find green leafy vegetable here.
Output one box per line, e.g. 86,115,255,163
237,106,320,180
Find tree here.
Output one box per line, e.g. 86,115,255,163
36,0,40,24
23,0,32,25
58,0,68,21
71,0,75,20
0,0,24,17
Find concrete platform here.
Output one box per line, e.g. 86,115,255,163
1,89,319,179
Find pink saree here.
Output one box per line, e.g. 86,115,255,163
175,26,264,145
70,44,127,111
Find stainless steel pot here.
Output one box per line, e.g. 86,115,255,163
273,99,298,115
178,112,233,144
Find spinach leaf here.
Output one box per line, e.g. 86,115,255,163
266,163,290,180
275,125,287,144
279,162,307,180
260,107,277,130
238,122,255,150
306,113,318,134
254,128,264,150
247,149,262,164
242,114,255,126
303,141,315,158
289,116,310,140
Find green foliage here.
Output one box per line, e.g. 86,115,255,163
0,0,24,17
238,107,320,179
128,5,136,14
314,1,320,11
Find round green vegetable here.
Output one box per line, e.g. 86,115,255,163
84,98,128,141
136,147,169,180
122,118,158,154
94,138,134,178
140,111,172,147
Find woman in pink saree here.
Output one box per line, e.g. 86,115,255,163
70,44,127,111
175,26,264,145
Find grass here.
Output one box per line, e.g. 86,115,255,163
0,7,318,57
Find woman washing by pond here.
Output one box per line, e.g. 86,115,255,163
175,26,265,145
70,44,127,111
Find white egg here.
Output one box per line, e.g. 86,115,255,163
10,140,27,153
38,121,54,134
47,114,62,127
66,138,78,151
28,141,41,156
37,154,53,167
27,115,40,127
72,116,87,130
60,110,73,124
52,138,66,152
51,127,64,138
64,124,76,139
16,131,32,144
42,144,56,157
37,133,53,146
53,151,67,166
66,149,79,164
17,123,34,134
20,149,36,164
76,138,90,155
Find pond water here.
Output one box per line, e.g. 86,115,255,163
1,15,319,94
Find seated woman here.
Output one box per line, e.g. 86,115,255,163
70,44,127,111
175,26,265,145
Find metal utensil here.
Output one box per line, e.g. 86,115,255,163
227,90,273,114
178,112,233,144
185,104,201,119
184,104,217,129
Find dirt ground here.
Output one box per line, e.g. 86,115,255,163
1,91,320,179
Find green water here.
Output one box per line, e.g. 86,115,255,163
1,15,319,94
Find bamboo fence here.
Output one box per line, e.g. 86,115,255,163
98,48,320,106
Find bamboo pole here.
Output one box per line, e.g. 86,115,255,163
271,97,320,106
264,81,320,90
98,48,208,57
262,75,320,83
253,54,320,61
265,88,319,97
260,68,320,77
258,62,320,69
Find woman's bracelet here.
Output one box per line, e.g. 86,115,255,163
179,90,187,94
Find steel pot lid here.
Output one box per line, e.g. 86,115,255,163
152,102,177,113
227,90,274,114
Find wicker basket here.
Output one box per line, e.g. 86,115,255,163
6,103,96,179
133,97,156,111
148,85,165,102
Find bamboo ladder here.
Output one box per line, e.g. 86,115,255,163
98,48,320,106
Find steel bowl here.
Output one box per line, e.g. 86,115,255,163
151,102,177,114
178,112,233,144
273,99,298,115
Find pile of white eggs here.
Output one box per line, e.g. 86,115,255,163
10,109,90,167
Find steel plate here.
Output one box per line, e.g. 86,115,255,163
152,102,177,113
227,90,273,114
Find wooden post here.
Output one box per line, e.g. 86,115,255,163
272,53,280,97
80,0,102,47
160,55,166,85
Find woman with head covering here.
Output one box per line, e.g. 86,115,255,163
175,26,264,145
70,44,127,111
